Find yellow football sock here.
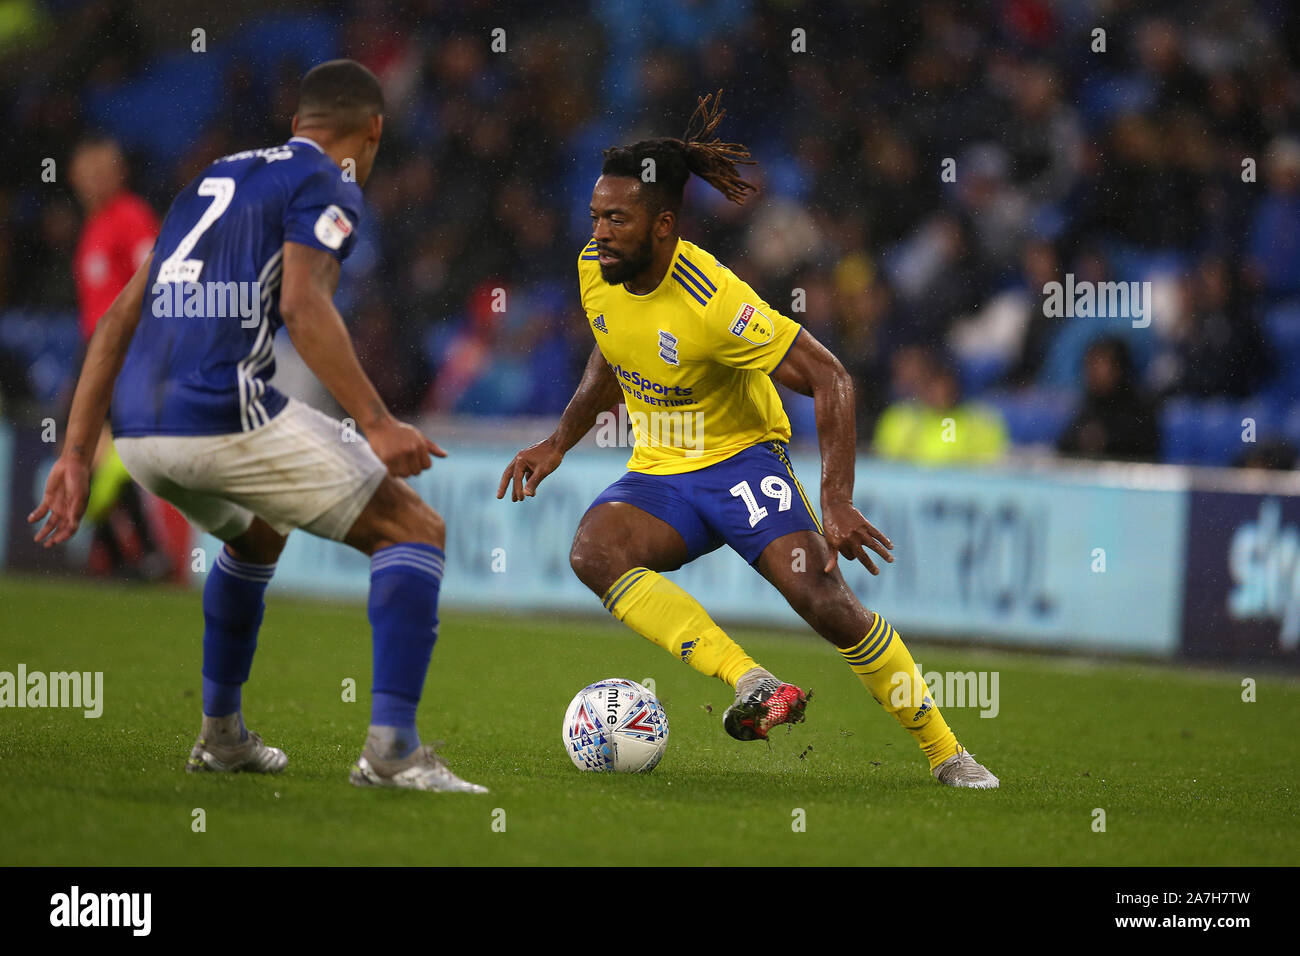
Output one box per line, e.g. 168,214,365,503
839,614,960,770
85,441,133,523
603,568,757,687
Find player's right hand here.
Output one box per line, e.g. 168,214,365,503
821,498,894,576
366,418,446,478
497,436,564,502
28,455,91,548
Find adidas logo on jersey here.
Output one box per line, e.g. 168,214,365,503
593,313,608,333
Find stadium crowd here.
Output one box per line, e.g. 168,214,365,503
3,0,1300,467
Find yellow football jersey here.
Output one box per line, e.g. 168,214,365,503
578,237,802,474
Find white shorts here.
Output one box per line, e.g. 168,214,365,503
115,398,387,541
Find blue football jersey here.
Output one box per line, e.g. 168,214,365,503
111,137,363,437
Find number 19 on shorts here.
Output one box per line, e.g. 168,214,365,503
730,477,793,527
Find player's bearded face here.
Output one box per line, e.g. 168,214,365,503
598,225,654,285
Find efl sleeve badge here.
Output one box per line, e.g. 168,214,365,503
729,303,775,345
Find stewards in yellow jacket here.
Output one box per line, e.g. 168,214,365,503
873,358,1008,465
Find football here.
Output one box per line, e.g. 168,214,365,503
561,678,669,773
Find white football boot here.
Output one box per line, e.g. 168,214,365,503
350,742,488,794
186,716,288,774
932,745,1000,789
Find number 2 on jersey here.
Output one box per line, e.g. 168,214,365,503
156,177,236,284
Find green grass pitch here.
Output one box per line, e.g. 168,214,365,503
1,573,1296,866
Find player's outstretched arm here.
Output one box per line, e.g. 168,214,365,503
772,330,894,575
497,344,621,502
28,254,152,546
279,241,444,478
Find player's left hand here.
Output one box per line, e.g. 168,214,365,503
820,499,893,575
28,455,91,548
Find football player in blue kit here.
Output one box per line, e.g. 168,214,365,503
30,59,486,794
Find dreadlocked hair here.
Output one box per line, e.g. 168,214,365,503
601,89,758,213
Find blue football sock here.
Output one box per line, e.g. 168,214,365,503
202,548,275,730
368,543,444,759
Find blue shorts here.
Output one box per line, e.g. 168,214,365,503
588,441,823,565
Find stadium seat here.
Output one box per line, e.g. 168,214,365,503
1281,403,1300,447
84,14,339,166
1197,400,1245,466
0,310,80,404
1160,398,1200,464
958,353,1011,395
983,388,1074,447
782,390,817,446
86,51,227,161
1262,303,1300,400
1076,72,1155,125
1103,243,1187,284
1160,398,1283,465
231,15,339,76
87,51,228,161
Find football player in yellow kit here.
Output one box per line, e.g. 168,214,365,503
499,93,997,787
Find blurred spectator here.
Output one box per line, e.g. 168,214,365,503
1151,255,1272,399
954,143,1029,270
70,137,157,340
952,236,1060,385
69,135,169,581
1084,113,1202,249
831,260,900,439
1245,136,1300,304
1235,438,1298,470
1133,17,1206,115
1057,336,1161,462
353,296,429,419
873,352,1009,465
1000,60,1083,209
1036,246,1154,391
426,281,508,414
887,212,987,342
